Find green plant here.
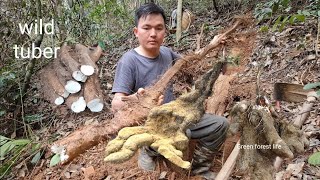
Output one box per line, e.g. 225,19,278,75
0,135,43,178
303,82,320,96
0,135,38,178
226,55,241,66
308,151,320,166
254,0,315,32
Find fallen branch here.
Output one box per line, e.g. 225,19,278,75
51,20,243,164
215,140,240,180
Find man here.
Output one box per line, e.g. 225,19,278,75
111,3,228,180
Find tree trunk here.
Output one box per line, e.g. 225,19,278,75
176,0,183,42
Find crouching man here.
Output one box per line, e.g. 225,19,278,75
111,3,229,179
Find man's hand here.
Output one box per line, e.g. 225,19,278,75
112,88,164,112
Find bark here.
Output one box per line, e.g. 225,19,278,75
59,45,84,81
75,44,99,76
88,45,103,63
53,56,75,87
51,20,243,164
84,74,104,112
176,0,183,42
39,64,68,105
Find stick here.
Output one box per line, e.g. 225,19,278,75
215,140,240,180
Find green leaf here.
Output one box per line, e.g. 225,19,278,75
295,14,305,22
289,15,296,24
25,114,43,123
302,10,311,16
11,139,30,146
32,143,41,152
272,16,282,31
303,82,320,90
0,135,9,143
318,10,320,17
31,152,42,164
0,110,5,117
0,142,12,157
281,0,290,7
0,163,11,176
50,154,61,167
272,3,279,13
263,7,273,15
98,41,106,51
279,16,289,31
260,26,269,32
308,151,320,165
317,90,320,96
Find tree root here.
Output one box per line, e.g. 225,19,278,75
230,101,309,180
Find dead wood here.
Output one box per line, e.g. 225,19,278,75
51,20,243,164
216,140,240,180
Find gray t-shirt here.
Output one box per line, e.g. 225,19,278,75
112,46,180,103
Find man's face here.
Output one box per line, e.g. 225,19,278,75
134,13,166,52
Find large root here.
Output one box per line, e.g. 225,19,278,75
104,62,224,169
230,101,309,180
51,20,243,165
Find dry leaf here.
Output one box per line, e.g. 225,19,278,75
284,162,305,178
81,166,95,179
64,171,71,179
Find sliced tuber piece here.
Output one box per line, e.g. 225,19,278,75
72,71,87,82
80,65,95,76
71,96,86,113
55,96,64,105
75,44,99,76
84,75,104,112
87,99,103,112
65,80,81,94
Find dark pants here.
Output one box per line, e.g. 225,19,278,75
144,114,229,155
186,114,229,150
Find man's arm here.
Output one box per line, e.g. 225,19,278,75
111,92,129,112
111,88,164,112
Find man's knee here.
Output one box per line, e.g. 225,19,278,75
186,114,229,150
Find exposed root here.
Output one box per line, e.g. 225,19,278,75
230,101,309,180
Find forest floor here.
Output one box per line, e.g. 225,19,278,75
2,6,320,180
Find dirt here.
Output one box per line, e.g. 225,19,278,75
3,7,320,180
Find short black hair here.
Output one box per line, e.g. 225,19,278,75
134,3,166,27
